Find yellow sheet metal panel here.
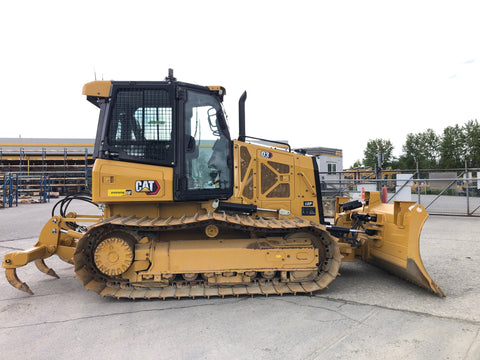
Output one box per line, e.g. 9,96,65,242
292,154,319,222
82,80,112,97
206,85,226,95
232,140,320,222
92,159,174,203
146,238,318,274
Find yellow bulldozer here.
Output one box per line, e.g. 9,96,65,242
2,70,444,299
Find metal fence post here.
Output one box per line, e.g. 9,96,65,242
465,161,470,215
417,160,421,204
15,173,18,206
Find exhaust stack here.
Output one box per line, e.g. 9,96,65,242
238,91,247,142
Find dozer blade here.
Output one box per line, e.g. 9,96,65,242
365,202,444,296
337,192,445,297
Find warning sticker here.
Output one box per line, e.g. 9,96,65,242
108,189,132,197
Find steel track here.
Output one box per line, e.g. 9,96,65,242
74,212,341,300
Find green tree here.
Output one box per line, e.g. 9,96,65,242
399,133,420,169
351,159,363,168
463,119,480,167
439,124,465,168
394,121,479,170
400,129,440,169
363,139,394,168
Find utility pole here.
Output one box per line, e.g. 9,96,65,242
376,146,383,191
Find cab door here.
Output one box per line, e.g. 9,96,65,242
174,87,233,201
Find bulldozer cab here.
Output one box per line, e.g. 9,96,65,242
87,77,233,202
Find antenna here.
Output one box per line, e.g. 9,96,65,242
93,66,97,80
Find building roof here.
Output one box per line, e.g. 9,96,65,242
0,138,95,153
295,147,343,157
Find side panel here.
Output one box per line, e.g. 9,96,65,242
92,159,174,203
232,140,320,221
292,152,321,222
148,237,318,274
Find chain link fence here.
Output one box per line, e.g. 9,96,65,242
320,168,480,217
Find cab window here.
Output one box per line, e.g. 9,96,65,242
184,90,231,191
107,88,173,163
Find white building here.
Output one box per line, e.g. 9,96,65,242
297,147,343,181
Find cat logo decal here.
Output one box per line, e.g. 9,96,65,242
135,180,160,195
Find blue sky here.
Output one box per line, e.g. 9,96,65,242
1,0,479,167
